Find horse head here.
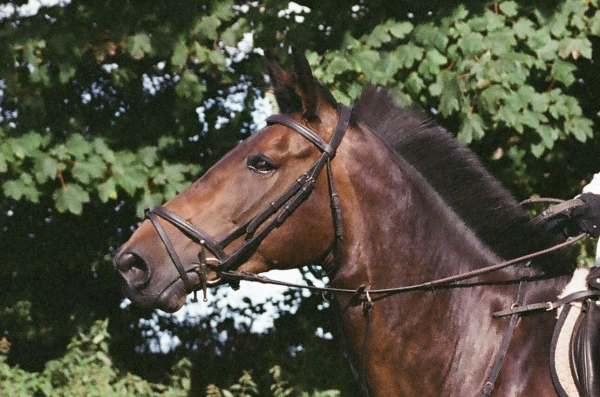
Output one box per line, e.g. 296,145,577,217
114,50,350,313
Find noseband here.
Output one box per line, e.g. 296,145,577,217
145,105,351,301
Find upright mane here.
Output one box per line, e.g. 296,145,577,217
352,86,574,275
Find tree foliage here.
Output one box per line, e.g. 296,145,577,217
0,0,599,394
0,320,191,396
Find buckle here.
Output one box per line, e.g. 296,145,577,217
192,240,222,302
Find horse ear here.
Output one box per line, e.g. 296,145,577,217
265,52,302,115
291,48,319,120
266,49,329,120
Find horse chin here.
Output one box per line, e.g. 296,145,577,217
153,273,201,313
122,273,199,313
154,289,187,313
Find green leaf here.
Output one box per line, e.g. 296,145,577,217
195,16,221,41
208,50,227,70
193,42,210,64
59,63,76,84
520,109,547,130
499,1,519,18
33,156,59,183
114,165,147,196
30,66,51,86
414,24,448,51
0,151,7,173
388,21,413,39
53,184,90,215
171,41,189,69
93,139,116,163
478,85,505,113
127,33,152,60
430,72,461,117
136,147,158,167
551,59,576,86
175,71,206,102
483,9,506,31
395,44,424,68
558,37,593,60
405,72,425,95
498,105,522,132
97,178,117,203
457,31,485,56
530,142,546,158
326,57,353,77
3,174,41,203
72,156,105,184
565,117,593,142
537,125,559,149
513,18,535,39
485,27,516,56
66,134,92,159
426,49,447,66
10,132,48,159
530,92,549,113
365,25,391,48
347,82,362,101
549,14,569,38
418,49,448,77
589,11,600,36
534,37,560,61
211,0,235,21
378,53,402,82
221,20,248,47
458,113,485,144
353,50,380,73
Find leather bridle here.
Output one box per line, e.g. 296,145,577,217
145,104,351,301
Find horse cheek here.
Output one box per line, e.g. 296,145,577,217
260,193,334,269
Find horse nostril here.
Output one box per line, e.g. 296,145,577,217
115,252,151,289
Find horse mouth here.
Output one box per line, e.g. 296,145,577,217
148,267,223,313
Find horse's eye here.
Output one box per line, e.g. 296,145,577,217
247,154,276,174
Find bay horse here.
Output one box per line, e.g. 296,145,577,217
114,50,577,396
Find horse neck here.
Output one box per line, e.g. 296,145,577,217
329,127,567,395
330,126,504,290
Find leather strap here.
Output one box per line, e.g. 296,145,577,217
532,198,585,225
267,115,334,157
146,211,196,293
149,206,226,260
493,290,600,317
482,282,523,396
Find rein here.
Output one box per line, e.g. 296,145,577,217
218,233,586,299
144,103,594,396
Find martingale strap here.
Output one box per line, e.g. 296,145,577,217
482,282,524,396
